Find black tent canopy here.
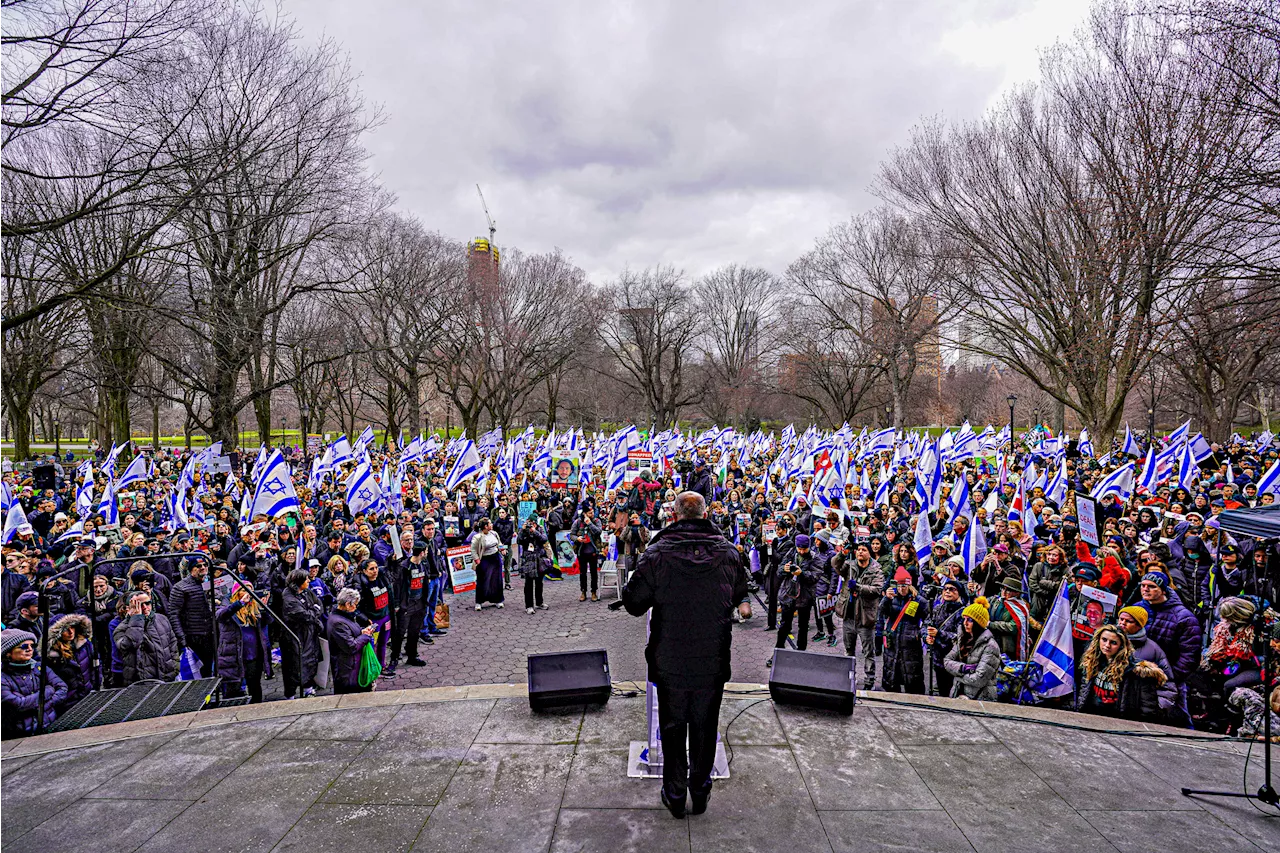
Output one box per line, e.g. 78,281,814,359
1216,504,1280,540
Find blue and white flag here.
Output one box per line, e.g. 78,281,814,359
946,478,972,523
1136,447,1158,494
249,450,300,519
1187,433,1214,464
345,462,384,516
1176,440,1197,491
1167,419,1191,448
329,435,355,467
1031,580,1075,699
115,454,150,490
1077,430,1094,458
444,440,481,493
0,481,11,514
97,479,119,526
1090,462,1134,502
961,517,986,576
1045,458,1068,506
913,513,933,564
1256,457,1280,497
1120,425,1140,457
2,501,30,544
55,519,86,544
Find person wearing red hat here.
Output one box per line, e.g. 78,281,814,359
876,567,930,694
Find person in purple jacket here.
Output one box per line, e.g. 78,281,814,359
1138,571,1202,727
326,587,375,694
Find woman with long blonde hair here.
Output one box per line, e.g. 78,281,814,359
1074,625,1160,721
216,581,272,703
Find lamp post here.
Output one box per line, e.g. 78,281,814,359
1007,394,1018,454
885,403,892,429
1148,407,1156,450
279,416,286,451
301,404,311,463
54,417,60,458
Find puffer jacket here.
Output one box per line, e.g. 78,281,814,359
1,662,67,739
1143,590,1202,683
215,600,274,683
517,527,552,579
778,551,820,609
113,613,180,684
326,608,372,692
621,518,748,688
1128,628,1176,712
169,574,213,646
942,628,1002,700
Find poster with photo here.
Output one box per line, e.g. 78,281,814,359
550,455,581,491
554,530,580,572
442,515,460,539
446,545,476,593
1072,584,1117,640
762,521,777,543
624,450,653,486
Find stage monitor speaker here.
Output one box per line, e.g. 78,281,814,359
32,463,55,491
527,649,611,711
768,649,855,715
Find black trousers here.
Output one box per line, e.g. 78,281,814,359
765,570,781,629
656,681,724,801
524,575,544,608
224,656,264,703
188,634,215,678
578,552,599,593
393,602,425,662
777,603,811,650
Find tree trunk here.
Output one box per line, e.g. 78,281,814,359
106,386,131,455
9,409,32,461
254,395,272,449
152,401,160,450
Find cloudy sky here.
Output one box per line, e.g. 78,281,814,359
286,0,1092,284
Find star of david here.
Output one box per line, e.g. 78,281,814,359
357,488,374,502
262,478,287,496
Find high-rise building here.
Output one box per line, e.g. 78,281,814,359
468,238,500,301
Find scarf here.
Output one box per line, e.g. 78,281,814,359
1127,627,1148,645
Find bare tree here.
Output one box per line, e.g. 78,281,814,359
598,266,704,430
694,265,786,429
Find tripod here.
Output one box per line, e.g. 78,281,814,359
1181,608,1277,808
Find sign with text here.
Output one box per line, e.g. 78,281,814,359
1075,494,1101,548
446,545,476,593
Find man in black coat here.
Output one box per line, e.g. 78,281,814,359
619,491,749,819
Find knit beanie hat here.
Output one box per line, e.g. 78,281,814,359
1,628,36,658
893,567,912,583
1141,570,1170,591
962,597,990,629
1118,605,1149,629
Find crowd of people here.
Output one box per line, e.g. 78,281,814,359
2,421,1278,739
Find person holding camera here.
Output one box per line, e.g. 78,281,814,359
771,534,819,660
615,511,651,587
762,514,796,633
518,516,552,613
570,507,604,601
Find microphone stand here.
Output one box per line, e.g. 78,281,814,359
1180,541,1278,808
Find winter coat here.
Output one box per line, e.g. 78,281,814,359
326,608,372,692
2,571,32,622
1,662,67,739
813,549,840,597
841,557,886,628
280,587,324,687
215,600,274,683
621,518,748,688
778,552,820,609
876,593,930,687
355,568,394,622
169,575,213,646
1074,661,1162,721
1027,559,1067,624
942,628,1003,700
1128,629,1177,711
113,613,180,684
569,517,604,555
517,527,552,579
47,614,96,710
1143,590,1203,683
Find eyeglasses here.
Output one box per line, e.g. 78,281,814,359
14,642,34,651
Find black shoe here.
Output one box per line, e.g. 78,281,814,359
690,790,709,816
661,790,686,819
381,670,398,680
407,657,426,667
423,636,434,644
765,658,773,668
763,623,776,632
431,629,448,635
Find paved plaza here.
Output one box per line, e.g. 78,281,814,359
2,688,1277,853
265,574,851,699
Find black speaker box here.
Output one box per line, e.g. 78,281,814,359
768,648,855,715
527,649,611,711
32,463,55,491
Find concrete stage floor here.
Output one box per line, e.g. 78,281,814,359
1,686,1277,853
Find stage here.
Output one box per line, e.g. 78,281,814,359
1,686,1275,853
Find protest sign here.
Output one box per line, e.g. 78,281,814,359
1072,584,1117,641
624,450,653,486
518,500,537,527
446,545,476,593
554,530,580,573
550,455,580,490
1075,494,1101,547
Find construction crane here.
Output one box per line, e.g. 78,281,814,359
476,183,496,245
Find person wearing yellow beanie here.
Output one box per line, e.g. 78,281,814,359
943,597,1001,699
961,596,990,629
1118,606,1148,630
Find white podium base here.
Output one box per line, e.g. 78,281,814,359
626,740,730,779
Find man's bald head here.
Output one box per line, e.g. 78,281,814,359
673,491,706,521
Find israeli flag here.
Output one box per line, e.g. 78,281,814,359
354,425,376,454
946,478,972,523
786,479,806,512
913,513,933,564
1187,433,1214,464
329,435,355,467
1176,441,1197,491
1090,462,1135,502
1077,430,1094,458
76,463,96,515
1120,425,1140,457
444,440,481,493
1167,419,1191,447
97,479,119,526
249,450,300,519
115,454,150,490
961,518,986,576
1045,458,1068,506
1031,580,1075,699
1136,447,1159,494
2,501,29,544
873,471,892,507
1256,457,1280,496
0,481,11,514
166,487,190,532
346,462,384,516
55,519,86,545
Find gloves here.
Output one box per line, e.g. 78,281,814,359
960,664,977,675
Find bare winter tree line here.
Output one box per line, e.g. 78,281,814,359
3,0,1279,460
